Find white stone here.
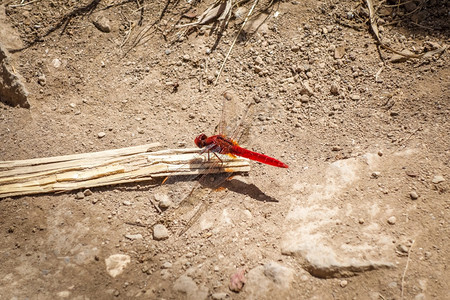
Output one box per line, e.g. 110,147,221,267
105,254,131,278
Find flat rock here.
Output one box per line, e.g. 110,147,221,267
281,154,397,278
105,254,131,278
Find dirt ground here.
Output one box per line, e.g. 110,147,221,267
0,0,449,299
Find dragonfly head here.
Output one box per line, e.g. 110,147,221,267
194,134,208,148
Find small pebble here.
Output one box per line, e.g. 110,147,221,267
125,234,143,240
211,292,228,300
378,151,383,156
98,132,106,138
340,280,348,288
396,244,409,254
358,218,365,224
83,189,93,196
330,82,339,95
371,172,381,179
162,262,172,269
38,74,46,86
431,175,445,184
51,58,62,68
350,94,361,101
332,146,343,151
387,216,396,225
153,224,169,240
123,200,132,206
409,191,419,200
159,197,173,209
75,192,85,200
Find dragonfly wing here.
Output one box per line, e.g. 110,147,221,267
217,91,253,139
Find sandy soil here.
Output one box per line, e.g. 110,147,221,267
0,0,449,299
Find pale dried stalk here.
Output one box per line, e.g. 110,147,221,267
0,144,250,198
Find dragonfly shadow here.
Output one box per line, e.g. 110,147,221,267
220,176,279,203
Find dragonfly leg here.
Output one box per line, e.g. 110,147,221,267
212,151,224,167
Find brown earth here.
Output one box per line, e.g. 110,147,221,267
0,0,449,299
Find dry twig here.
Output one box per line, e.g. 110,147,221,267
214,0,259,85
401,239,415,299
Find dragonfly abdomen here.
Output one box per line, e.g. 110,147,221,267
231,146,288,168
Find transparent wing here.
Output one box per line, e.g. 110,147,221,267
216,91,255,145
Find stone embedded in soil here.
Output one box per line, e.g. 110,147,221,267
83,189,92,196
281,156,395,278
153,224,169,240
105,254,131,278
340,280,348,288
97,132,106,138
431,175,445,184
173,275,208,300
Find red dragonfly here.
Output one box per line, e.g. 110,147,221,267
155,92,287,235
194,134,288,168
193,91,288,169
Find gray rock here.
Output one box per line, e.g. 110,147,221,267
0,43,29,108
153,224,169,240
